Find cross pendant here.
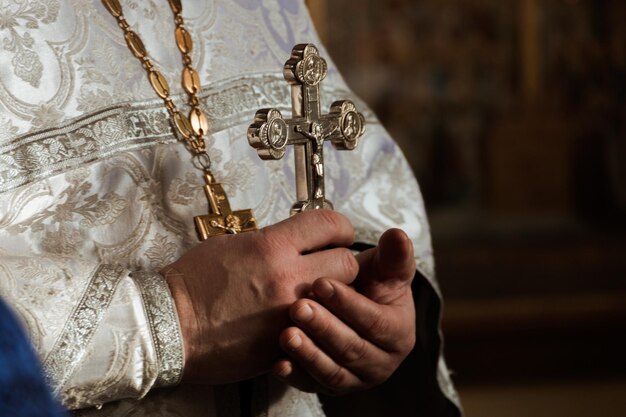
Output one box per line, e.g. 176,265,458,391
248,43,365,215
193,170,257,240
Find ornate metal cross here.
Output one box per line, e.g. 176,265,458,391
248,44,365,215
194,171,257,240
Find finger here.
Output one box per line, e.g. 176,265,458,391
278,327,363,392
262,210,354,253
273,359,326,394
377,228,416,280
311,278,413,351
289,299,391,380
301,247,359,285
355,229,416,302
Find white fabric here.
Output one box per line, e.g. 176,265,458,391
0,0,459,415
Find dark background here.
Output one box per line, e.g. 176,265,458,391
307,0,626,415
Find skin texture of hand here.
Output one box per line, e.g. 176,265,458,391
162,210,359,384
272,228,417,395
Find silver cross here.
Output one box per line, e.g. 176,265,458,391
248,43,365,215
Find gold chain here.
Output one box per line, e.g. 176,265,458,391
102,0,211,170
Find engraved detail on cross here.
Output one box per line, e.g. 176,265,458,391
247,43,365,215
194,171,257,240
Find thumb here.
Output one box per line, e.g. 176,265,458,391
355,228,416,304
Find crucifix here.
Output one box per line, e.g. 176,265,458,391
194,171,257,240
248,43,365,215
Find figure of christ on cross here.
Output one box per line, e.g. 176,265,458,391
248,43,365,215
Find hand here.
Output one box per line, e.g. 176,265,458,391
162,210,359,384
273,228,416,395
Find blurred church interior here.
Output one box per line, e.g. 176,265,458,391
307,0,626,416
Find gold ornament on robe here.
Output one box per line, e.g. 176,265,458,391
102,0,258,241
194,172,257,240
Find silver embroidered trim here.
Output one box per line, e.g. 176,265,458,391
132,271,184,388
43,264,126,395
0,72,376,193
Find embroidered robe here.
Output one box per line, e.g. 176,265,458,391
0,0,461,415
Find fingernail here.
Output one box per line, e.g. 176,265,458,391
314,280,335,299
294,304,313,322
287,334,302,350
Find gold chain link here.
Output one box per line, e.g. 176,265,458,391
102,0,212,170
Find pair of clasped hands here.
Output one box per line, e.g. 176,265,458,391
163,210,416,395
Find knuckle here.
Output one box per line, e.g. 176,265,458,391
312,313,334,335
322,366,347,388
302,343,322,364
337,337,368,364
340,249,359,279
317,210,352,237
255,230,301,302
317,209,340,227
257,227,292,256
366,314,391,337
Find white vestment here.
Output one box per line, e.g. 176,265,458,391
0,0,460,415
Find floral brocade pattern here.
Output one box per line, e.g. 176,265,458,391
0,0,459,416
0,0,61,88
